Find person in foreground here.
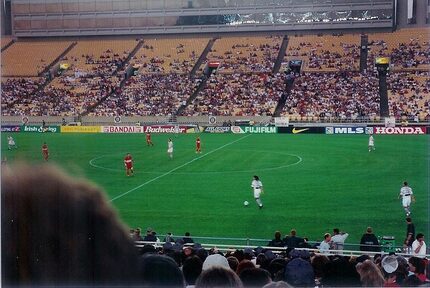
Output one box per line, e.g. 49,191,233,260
2,162,140,286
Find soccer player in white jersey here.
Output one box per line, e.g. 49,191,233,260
167,138,174,159
251,175,264,209
398,181,415,216
7,136,17,150
368,135,375,152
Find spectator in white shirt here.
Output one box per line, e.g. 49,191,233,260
319,233,332,253
412,233,426,258
331,228,349,251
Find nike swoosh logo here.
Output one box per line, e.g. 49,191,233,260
292,128,309,134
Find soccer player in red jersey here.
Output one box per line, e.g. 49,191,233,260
42,142,49,161
196,137,201,153
124,153,134,176
146,132,154,146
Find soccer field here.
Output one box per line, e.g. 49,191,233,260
2,132,429,246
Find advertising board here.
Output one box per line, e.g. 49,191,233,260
61,126,101,133
22,125,60,133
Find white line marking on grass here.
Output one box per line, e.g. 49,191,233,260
109,134,251,202
89,156,122,172
89,150,302,175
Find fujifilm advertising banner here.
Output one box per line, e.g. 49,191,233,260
230,126,277,134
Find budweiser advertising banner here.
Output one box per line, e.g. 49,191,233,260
101,125,195,133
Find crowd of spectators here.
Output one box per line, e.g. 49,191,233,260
131,38,207,74
281,71,380,120
1,32,429,120
2,68,428,120
368,37,430,70
91,73,199,116
1,77,45,115
134,44,199,74
286,40,360,71
388,71,430,121
205,36,282,73
281,70,430,121
1,46,129,116
180,72,285,116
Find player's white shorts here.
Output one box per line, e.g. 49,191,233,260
167,148,173,153
8,140,15,146
402,196,411,207
254,190,261,198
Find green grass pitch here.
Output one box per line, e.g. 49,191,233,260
2,132,429,247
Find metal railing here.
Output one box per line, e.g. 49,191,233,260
134,235,430,258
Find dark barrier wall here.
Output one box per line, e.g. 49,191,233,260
278,127,325,134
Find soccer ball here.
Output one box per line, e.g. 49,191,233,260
244,201,249,206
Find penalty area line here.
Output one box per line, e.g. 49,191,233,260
109,134,251,202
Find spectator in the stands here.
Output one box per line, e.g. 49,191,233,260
239,267,272,287
331,228,349,251
284,257,315,287
183,232,195,244
139,254,185,287
236,260,256,276
407,256,428,284
355,259,385,287
360,227,381,252
182,255,203,287
268,231,285,247
196,266,243,288
133,227,144,241
283,229,304,248
2,163,140,286
319,233,332,253
227,256,240,272
143,227,158,242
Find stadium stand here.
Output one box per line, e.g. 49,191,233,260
40,39,137,115
91,73,198,116
367,28,430,71
180,72,285,116
130,37,210,74
388,71,430,121
285,33,361,72
1,32,429,120
1,36,14,50
1,40,72,76
280,71,380,120
203,36,283,73
1,77,45,116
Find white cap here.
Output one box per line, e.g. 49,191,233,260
382,255,398,273
202,254,230,270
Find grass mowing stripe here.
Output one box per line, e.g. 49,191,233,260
109,134,252,202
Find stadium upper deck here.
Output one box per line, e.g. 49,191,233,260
9,0,395,37
1,28,429,122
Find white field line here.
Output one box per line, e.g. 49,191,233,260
89,151,302,175
109,134,251,202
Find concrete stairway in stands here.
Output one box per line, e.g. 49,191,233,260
189,38,216,78
80,39,145,116
272,35,289,74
